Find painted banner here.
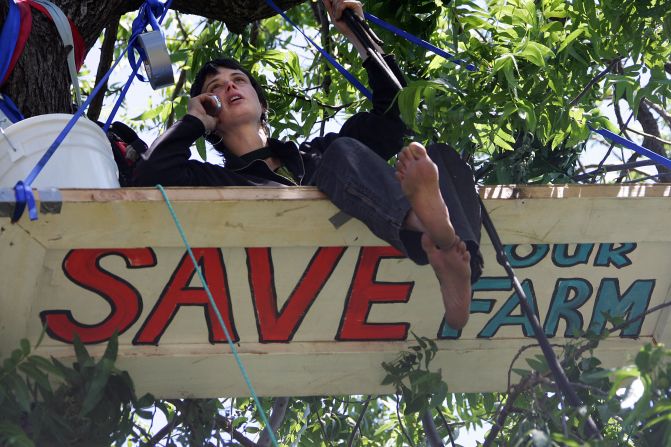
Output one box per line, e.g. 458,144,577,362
1,185,670,397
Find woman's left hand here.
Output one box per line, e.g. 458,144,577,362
322,0,365,47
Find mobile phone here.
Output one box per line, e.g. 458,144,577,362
204,95,222,116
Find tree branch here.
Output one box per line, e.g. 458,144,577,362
166,69,188,128
265,84,356,111
143,411,183,446
484,373,545,446
346,395,372,447
613,99,633,142
568,300,671,365
574,159,655,182
568,58,622,107
214,414,259,447
315,407,334,447
395,394,417,447
435,408,458,447
644,99,671,128
422,409,445,447
87,18,120,122
625,127,671,146
258,397,290,447
507,343,564,390
637,100,671,181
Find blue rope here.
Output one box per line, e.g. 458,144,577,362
103,63,141,132
265,1,478,100
0,93,24,123
10,181,36,222
155,185,279,447
264,0,372,99
0,0,20,84
105,0,173,131
363,12,477,72
590,125,671,171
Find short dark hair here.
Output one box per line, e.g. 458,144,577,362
189,58,267,110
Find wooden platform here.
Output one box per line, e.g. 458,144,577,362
1,184,670,397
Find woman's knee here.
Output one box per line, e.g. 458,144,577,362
323,137,373,164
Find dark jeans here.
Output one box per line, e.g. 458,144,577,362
309,137,483,283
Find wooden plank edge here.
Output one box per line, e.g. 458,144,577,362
22,183,671,204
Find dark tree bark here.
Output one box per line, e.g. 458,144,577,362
87,19,120,122
0,0,306,118
637,101,671,182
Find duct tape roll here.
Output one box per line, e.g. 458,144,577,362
137,30,174,89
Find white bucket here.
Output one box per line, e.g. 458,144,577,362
0,114,120,188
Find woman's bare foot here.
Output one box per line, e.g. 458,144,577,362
421,234,472,329
396,143,456,249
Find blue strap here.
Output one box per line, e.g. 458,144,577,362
0,93,24,123
108,0,171,130
264,0,372,99
363,12,477,72
103,63,140,132
11,181,36,222
590,125,671,171
0,0,21,83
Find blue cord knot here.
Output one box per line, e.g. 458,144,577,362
12,181,37,222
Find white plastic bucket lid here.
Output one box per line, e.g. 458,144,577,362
0,113,120,188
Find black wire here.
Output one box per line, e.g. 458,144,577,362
435,407,457,447
573,159,657,182
479,196,602,440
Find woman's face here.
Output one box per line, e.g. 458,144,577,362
202,67,265,132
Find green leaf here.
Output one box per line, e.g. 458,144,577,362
512,368,530,377
494,127,515,151
526,357,549,374
196,137,207,161
73,335,92,368
18,362,52,395
515,42,554,67
8,374,31,412
0,421,34,447
131,103,166,121
28,356,64,379
103,333,119,363
19,339,30,356
381,375,395,386
557,28,585,54
81,358,114,415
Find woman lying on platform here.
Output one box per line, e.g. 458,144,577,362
134,0,483,330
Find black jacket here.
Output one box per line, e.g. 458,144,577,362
134,55,407,187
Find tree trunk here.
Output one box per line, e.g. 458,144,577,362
0,0,306,118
